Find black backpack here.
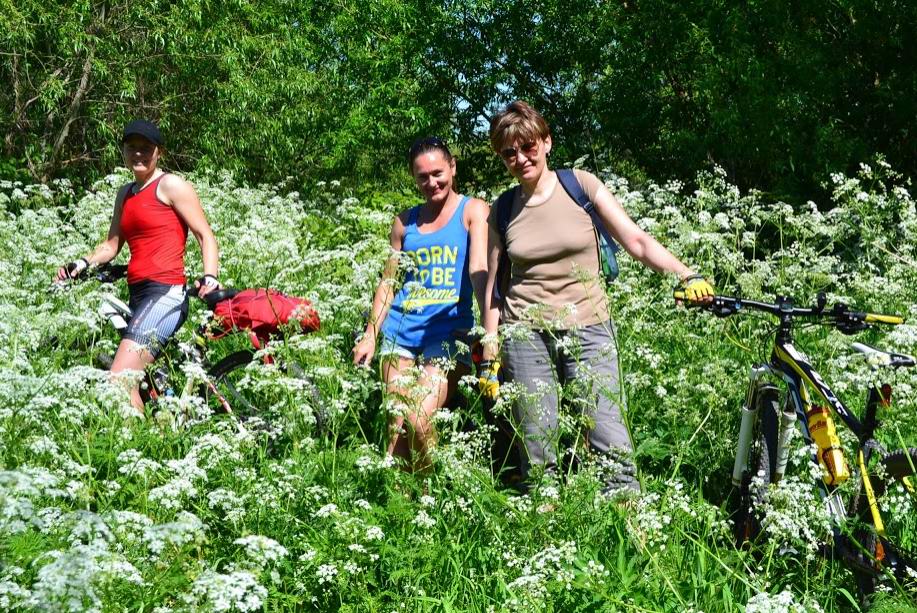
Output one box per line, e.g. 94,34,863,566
494,169,620,299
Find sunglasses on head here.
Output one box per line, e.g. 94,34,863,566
409,136,450,159
500,141,538,161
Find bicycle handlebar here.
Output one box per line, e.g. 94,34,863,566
56,263,238,306
91,263,129,284
674,291,905,333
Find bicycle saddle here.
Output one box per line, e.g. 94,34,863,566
851,342,916,368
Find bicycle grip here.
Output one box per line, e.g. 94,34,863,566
864,313,905,325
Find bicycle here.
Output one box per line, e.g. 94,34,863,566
677,290,917,601
56,263,305,421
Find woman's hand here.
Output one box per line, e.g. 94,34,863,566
352,334,377,367
195,274,221,298
675,273,715,304
55,258,89,282
682,274,715,302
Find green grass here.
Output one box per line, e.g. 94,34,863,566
0,162,916,611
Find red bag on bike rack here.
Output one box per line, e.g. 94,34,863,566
212,289,320,341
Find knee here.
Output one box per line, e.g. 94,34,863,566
406,411,433,438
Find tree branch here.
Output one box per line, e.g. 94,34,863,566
5,53,22,155
44,52,94,180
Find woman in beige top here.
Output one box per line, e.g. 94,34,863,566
480,100,713,493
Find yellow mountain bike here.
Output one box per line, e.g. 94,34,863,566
680,291,917,601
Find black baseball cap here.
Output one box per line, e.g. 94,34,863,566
122,119,163,146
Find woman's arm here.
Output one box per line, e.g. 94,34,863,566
352,215,406,366
56,185,129,280
480,223,504,362
591,183,695,280
466,198,490,319
160,174,219,293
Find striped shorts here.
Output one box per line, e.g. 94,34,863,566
125,280,189,357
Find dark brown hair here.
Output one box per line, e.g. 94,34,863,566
489,100,551,152
408,136,453,166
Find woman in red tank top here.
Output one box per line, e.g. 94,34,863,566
56,119,221,416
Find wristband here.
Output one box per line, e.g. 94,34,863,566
199,274,220,288
679,272,705,285
67,258,89,278
480,360,499,376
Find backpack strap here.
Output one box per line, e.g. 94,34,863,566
556,169,620,254
495,187,516,238
493,187,517,301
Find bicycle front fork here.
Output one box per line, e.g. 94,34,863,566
732,367,768,485
732,366,798,485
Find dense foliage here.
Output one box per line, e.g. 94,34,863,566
0,161,915,610
0,0,448,185
3,1,917,199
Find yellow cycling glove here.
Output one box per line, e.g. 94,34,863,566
676,274,715,302
478,360,500,400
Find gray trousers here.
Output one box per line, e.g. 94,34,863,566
502,322,635,484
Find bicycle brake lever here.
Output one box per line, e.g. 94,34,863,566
837,321,870,335
814,292,827,313
709,297,738,318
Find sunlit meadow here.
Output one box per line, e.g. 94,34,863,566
1,160,916,611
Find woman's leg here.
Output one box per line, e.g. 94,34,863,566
399,360,466,472
381,355,419,462
116,282,188,416
382,350,470,472
562,322,639,493
502,329,561,480
109,339,156,416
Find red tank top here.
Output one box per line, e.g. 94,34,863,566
119,174,189,285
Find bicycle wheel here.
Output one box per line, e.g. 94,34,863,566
734,384,781,544
204,350,257,414
204,350,323,422
848,448,917,598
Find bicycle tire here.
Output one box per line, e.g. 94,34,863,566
734,384,781,544
204,350,323,425
205,350,257,414
848,448,917,598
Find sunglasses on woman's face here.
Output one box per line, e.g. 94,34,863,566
500,141,539,161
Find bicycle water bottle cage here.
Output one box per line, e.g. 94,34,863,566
98,294,132,332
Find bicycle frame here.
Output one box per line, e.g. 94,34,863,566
96,290,238,412
692,292,917,589
734,335,891,532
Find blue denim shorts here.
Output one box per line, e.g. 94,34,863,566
378,335,472,367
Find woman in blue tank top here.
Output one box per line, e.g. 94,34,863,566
352,137,490,471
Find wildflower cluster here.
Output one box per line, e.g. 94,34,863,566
0,161,914,609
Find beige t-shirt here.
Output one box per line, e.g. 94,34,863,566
489,169,610,329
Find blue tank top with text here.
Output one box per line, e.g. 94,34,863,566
381,196,473,348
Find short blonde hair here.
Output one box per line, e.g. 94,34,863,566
489,100,551,153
